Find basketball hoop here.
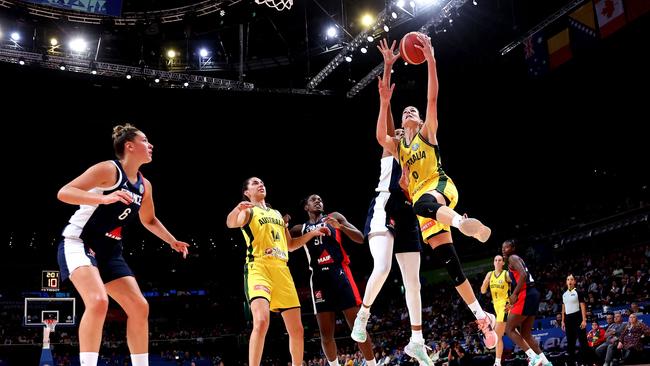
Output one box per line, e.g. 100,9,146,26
255,0,293,11
43,319,57,333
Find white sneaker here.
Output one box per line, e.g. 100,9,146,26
404,338,434,366
458,216,491,242
350,310,369,343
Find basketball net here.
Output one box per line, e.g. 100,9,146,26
42,319,57,349
255,0,293,11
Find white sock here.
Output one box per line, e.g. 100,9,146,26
451,214,463,228
362,233,394,306
468,300,486,320
396,252,422,325
411,329,424,343
495,358,501,366
539,353,549,364
328,359,340,366
525,349,537,359
366,359,377,366
131,353,149,366
80,352,99,366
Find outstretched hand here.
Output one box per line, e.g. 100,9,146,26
414,33,435,62
170,240,190,259
377,75,395,102
377,38,400,67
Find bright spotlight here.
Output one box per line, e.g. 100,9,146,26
167,49,176,59
360,47,368,54
396,0,405,8
59,63,66,71
183,82,189,87
391,12,398,19
126,72,132,79
154,77,160,83
199,48,209,58
10,32,20,41
384,25,390,32
50,38,58,46
345,55,352,62
326,26,337,38
18,57,25,65
361,14,374,27
69,38,87,53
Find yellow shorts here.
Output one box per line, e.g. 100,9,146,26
412,177,459,241
244,259,300,312
494,301,508,322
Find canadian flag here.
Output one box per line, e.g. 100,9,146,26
595,0,627,38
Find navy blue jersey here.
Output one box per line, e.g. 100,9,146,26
62,160,145,243
301,216,349,270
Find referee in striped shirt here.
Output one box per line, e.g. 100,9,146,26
562,274,591,366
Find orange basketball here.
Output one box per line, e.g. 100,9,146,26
400,31,426,65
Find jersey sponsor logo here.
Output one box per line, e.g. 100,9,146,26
263,247,288,261
105,227,123,240
412,142,420,151
314,290,325,303
139,184,145,194
420,218,437,231
254,284,271,294
317,249,334,265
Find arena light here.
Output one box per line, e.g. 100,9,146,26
345,55,352,62
59,63,66,71
472,0,477,4
183,81,189,87
167,49,176,59
367,35,374,42
384,24,390,32
199,48,209,58
69,37,87,53
154,77,160,83
360,47,368,54
18,57,25,65
361,14,374,27
10,32,20,41
391,11,398,19
126,72,132,79
50,38,58,46
396,0,405,8
326,26,337,38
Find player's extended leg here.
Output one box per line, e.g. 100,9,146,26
70,266,109,366
351,232,394,343
105,276,150,366
396,252,433,366
427,231,497,349
521,315,551,366
413,191,491,242
248,298,271,366
281,307,304,366
343,307,375,365
317,311,339,364
495,321,506,366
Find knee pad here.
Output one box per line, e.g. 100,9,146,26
413,194,443,218
433,243,466,286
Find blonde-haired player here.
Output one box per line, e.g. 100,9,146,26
481,255,511,366
226,177,330,366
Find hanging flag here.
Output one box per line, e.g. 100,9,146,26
523,32,549,78
569,1,598,38
624,0,650,22
547,28,572,70
595,0,627,38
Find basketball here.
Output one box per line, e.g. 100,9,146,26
400,31,426,65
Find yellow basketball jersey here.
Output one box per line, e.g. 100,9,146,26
398,132,448,199
490,270,509,303
241,206,288,264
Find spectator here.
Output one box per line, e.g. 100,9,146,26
587,321,606,348
618,313,650,363
596,312,627,366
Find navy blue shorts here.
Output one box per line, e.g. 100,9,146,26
364,191,422,253
57,236,134,283
309,264,362,313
